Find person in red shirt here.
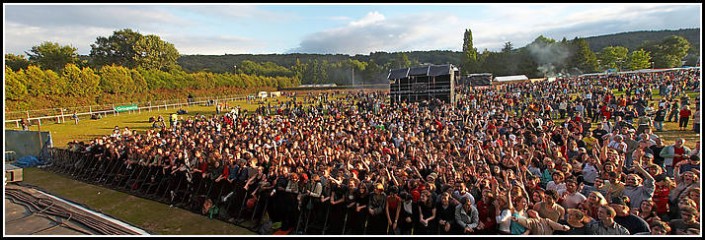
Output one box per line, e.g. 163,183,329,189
475,188,497,234
652,175,674,219
678,105,692,131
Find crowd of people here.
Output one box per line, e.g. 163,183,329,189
49,67,701,235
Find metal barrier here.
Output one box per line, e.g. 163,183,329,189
6,95,250,128
44,148,270,233
42,148,362,235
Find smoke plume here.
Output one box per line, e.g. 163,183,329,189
527,42,571,78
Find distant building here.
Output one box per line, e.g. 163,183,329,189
388,64,458,104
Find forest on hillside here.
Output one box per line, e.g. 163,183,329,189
177,28,699,77
583,28,699,54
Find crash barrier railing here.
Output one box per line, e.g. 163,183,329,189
5,95,250,129
45,148,374,235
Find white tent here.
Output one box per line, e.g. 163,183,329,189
494,75,528,84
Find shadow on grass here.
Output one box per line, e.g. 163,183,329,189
21,167,257,235
123,121,150,124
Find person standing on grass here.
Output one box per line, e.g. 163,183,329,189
653,105,666,132
21,118,29,130
678,105,692,131
692,107,700,133
73,111,79,125
667,100,679,123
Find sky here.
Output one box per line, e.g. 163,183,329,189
3,3,702,56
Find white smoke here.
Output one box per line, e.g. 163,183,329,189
527,41,571,78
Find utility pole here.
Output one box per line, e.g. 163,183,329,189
352,67,355,87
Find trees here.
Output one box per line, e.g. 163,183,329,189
24,66,50,97
61,64,83,97
570,38,599,73
385,52,412,70
90,29,180,71
62,64,100,97
5,67,28,101
238,60,294,77
133,34,180,71
5,53,30,71
652,35,690,68
597,46,629,71
625,49,652,70
462,28,479,75
99,65,135,94
90,29,142,68
25,41,79,72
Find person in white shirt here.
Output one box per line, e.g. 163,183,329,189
546,171,568,196
607,135,628,154
560,179,587,209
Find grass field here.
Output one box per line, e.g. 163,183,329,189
603,90,701,149
17,168,256,235
5,97,287,148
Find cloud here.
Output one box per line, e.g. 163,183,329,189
4,5,194,55
162,35,265,55
4,4,700,56
286,4,700,55
349,11,385,27
4,5,188,30
288,11,463,55
4,21,119,55
458,4,700,52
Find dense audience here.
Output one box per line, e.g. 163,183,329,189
54,67,700,235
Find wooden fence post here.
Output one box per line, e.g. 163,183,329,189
61,108,65,123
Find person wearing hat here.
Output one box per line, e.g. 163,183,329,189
455,196,479,234
640,152,655,167
610,196,650,235
366,183,387,235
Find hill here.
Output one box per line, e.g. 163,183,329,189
583,28,700,53
176,28,700,73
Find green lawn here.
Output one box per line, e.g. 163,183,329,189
587,89,700,149
5,97,290,148
18,168,256,235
